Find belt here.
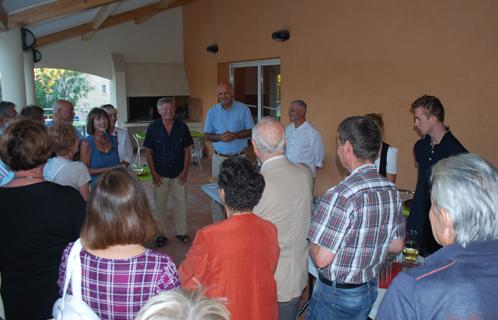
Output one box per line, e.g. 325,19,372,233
214,150,245,158
318,273,366,289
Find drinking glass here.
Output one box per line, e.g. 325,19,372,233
403,229,420,264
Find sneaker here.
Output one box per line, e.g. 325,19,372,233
176,235,192,244
154,236,168,247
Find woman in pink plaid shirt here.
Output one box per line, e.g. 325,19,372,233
57,168,180,320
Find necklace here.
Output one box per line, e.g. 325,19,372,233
13,175,43,179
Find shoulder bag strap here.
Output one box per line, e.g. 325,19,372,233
61,239,84,302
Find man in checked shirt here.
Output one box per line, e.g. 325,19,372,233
307,116,406,320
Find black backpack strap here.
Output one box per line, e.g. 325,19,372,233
379,142,390,177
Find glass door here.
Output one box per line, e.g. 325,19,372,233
230,59,281,123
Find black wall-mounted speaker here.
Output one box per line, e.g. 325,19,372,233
272,30,290,42
206,44,218,53
21,28,36,50
32,49,42,63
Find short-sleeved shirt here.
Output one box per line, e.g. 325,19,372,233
44,157,90,190
374,144,398,175
285,121,324,176
144,119,193,178
308,164,405,284
57,243,180,320
110,127,134,163
408,131,467,252
204,101,254,154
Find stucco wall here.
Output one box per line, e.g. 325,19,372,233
183,0,498,194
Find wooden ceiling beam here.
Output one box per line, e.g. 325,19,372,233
82,2,120,41
36,0,196,48
8,0,120,28
0,3,8,31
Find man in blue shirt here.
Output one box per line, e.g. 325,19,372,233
145,97,193,246
204,81,254,221
378,153,498,319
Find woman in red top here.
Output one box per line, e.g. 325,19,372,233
179,157,280,320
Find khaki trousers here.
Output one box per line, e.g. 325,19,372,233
153,177,187,235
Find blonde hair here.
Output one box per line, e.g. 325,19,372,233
47,122,78,156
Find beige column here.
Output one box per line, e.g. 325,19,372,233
24,51,36,105
0,29,27,108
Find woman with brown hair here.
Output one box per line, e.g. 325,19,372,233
57,168,179,320
0,119,86,320
80,107,120,183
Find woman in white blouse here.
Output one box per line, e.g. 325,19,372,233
101,104,134,166
365,113,398,183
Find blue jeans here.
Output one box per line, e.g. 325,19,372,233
306,277,377,320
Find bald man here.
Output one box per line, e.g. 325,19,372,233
252,117,313,320
51,100,75,124
49,99,84,140
204,82,254,221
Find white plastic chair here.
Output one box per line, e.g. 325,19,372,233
191,135,203,169
133,132,146,167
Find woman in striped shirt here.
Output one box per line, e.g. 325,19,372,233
57,168,180,320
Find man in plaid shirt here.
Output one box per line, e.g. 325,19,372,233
307,116,406,320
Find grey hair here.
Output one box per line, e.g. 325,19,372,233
290,99,307,112
157,97,174,108
135,288,230,320
252,117,285,155
431,153,498,246
0,101,16,116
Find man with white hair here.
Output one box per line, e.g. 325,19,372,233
252,117,313,320
378,153,498,319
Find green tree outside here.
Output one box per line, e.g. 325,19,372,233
35,68,91,109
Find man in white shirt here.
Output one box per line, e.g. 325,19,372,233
101,104,134,165
285,100,324,177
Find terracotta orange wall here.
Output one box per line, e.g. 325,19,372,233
183,0,498,194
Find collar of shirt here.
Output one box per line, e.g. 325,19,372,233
260,154,286,171
349,163,376,175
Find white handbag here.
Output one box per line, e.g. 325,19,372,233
52,239,100,320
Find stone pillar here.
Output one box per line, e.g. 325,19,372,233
110,53,128,126
0,29,27,108
24,51,36,105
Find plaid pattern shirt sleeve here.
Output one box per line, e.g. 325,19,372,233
156,256,180,293
392,198,407,240
308,190,351,254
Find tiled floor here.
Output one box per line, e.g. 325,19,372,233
142,157,214,266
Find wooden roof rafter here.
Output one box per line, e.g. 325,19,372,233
8,0,121,29
0,3,8,31
35,0,195,48
82,2,121,41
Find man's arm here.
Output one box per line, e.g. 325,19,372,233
388,238,405,253
145,148,162,186
177,146,191,185
310,242,335,268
